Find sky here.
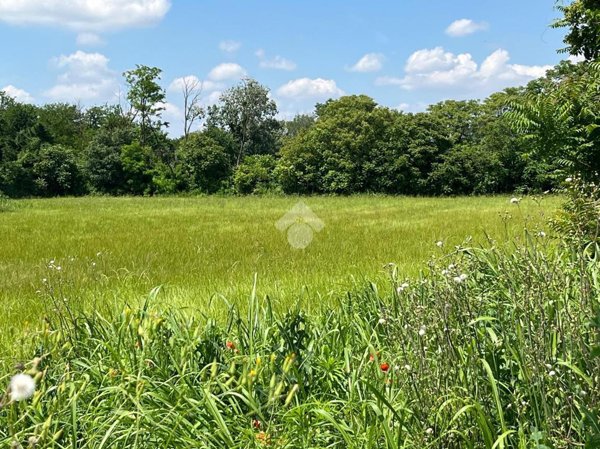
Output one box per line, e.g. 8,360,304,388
0,0,575,136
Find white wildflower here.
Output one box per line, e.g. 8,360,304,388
378,318,387,325
538,231,546,238
565,177,573,183
453,275,467,284
9,374,36,401
404,364,411,371
549,370,556,377
418,326,426,336
510,197,520,204
436,241,443,247
426,428,434,435
441,269,449,276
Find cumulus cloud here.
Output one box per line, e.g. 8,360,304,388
445,19,488,37
255,49,297,71
277,78,344,99
76,32,104,46
0,0,171,31
349,53,384,72
219,40,241,53
168,75,223,93
376,47,552,94
45,51,119,102
1,85,34,103
208,63,247,81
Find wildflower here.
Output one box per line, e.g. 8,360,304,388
549,370,556,377
565,177,573,183
453,274,467,283
538,231,546,237
9,374,36,401
256,431,270,444
380,362,390,372
448,264,455,270
404,364,411,371
418,326,426,337
426,428,434,435
436,241,443,247
378,318,387,325
441,269,449,276
226,340,236,350
510,197,520,204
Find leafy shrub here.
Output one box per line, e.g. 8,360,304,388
551,174,600,250
234,154,279,194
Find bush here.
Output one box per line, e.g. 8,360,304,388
233,154,279,194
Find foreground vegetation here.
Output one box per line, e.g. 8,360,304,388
0,184,597,448
0,195,558,361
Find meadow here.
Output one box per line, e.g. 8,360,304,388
4,193,599,449
1,195,556,357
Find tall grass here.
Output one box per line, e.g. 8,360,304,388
1,226,598,448
0,195,558,359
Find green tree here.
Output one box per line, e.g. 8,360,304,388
207,78,280,166
176,130,234,193
18,144,85,196
553,0,600,61
123,65,167,147
120,141,155,195
234,155,278,194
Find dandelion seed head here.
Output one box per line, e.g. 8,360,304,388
9,374,36,401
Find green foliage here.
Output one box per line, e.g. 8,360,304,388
551,175,600,249
553,0,600,61
17,144,85,196
207,78,281,166
234,154,279,194
120,141,155,195
123,65,167,147
506,61,600,187
177,130,234,193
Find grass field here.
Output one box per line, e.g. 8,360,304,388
4,194,600,449
0,195,558,358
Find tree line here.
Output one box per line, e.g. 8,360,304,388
0,0,598,197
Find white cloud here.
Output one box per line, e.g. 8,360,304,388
76,32,104,46
1,85,34,103
45,51,118,102
349,53,384,72
208,63,247,81
256,49,297,71
277,78,344,99
568,54,585,64
0,0,171,31
168,75,223,93
446,19,488,37
376,47,552,94
219,40,241,53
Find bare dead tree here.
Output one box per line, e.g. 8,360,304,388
181,77,205,138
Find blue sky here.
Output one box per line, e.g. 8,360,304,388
0,0,572,136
